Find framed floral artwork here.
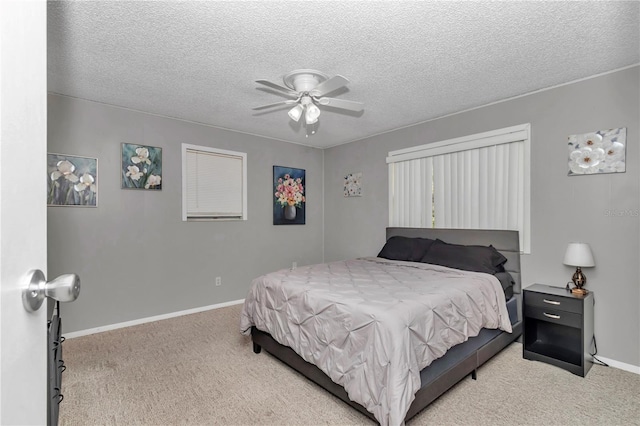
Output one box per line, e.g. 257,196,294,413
273,166,305,225
121,143,163,189
568,127,626,175
344,172,362,197
47,153,98,207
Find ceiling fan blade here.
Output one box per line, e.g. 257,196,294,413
316,97,364,112
252,100,298,110
255,80,298,97
310,75,349,97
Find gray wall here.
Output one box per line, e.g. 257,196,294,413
48,94,324,333
323,66,640,367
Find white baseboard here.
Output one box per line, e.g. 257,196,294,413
596,356,640,375
64,299,245,339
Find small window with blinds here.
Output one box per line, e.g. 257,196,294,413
182,144,247,221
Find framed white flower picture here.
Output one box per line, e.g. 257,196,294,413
121,143,163,190
568,127,626,176
344,172,362,197
47,153,98,207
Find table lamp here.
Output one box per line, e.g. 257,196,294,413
563,242,595,295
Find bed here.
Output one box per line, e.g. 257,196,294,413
241,227,523,425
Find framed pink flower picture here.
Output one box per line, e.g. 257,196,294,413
273,166,305,225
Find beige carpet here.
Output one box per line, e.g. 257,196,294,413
60,304,640,426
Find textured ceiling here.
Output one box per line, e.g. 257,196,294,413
48,1,640,149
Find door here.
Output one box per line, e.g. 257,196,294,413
0,1,48,424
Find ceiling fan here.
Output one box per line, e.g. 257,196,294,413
253,69,364,135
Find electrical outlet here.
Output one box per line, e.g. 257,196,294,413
215,276,222,286
292,262,297,269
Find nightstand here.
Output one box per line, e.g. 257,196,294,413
523,283,594,377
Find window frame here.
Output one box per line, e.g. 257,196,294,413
181,143,248,222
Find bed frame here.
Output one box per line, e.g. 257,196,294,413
250,227,523,423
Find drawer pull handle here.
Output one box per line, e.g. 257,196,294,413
543,299,560,305
543,312,561,319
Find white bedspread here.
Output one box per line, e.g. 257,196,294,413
240,258,512,426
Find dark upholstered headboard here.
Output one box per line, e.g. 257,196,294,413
386,227,522,293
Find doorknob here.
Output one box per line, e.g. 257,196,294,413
22,269,80,313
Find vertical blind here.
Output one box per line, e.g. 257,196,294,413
388,124,530,253
183,145,247,220
432,142,524,231
390,157,434,228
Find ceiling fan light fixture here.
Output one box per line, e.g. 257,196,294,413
288,104,304,122
254,70,364,136
305,103,320,125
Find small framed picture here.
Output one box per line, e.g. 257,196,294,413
121,143,163,190
344,172,362,197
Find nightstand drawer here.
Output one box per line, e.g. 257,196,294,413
524,305,582,328
524,290,582,314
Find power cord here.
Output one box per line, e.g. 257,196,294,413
562,283,608,366
590,335,609,367
589,296,609,367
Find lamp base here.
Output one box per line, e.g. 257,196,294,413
570,267,588,296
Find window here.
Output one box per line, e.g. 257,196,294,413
182,144,247,221
387,124,530,253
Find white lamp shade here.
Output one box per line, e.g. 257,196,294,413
563,243,595,267
288,104,304,122
305,103,320,125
